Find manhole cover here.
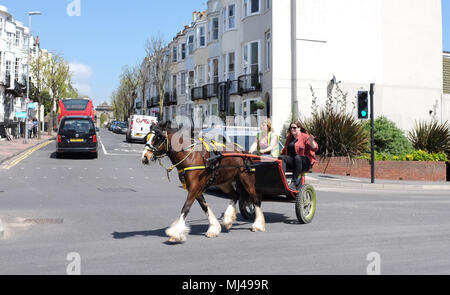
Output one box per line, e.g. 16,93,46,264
98,188,136,193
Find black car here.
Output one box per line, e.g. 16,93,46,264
56,116,98,158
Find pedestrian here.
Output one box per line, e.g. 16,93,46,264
33,118,38,138
27,118,33,139
279,120,318,190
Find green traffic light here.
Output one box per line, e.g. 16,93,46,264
361,110,367,117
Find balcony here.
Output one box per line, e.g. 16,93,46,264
203,83,218,98
151,96,160,107
191,86,204,101
238,73,262,94
0,73,11,88
135,101,142,109
164,91,177,106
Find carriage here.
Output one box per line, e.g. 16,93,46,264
142,122,317,242
222,154,317,225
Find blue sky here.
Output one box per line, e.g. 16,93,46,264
1,0,449,107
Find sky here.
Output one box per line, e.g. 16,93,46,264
1,0,449,108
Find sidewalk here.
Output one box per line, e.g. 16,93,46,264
0,134,56,165
306,172,450,191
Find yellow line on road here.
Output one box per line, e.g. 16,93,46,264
3,140,54,170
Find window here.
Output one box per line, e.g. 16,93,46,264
265,31,271,71
0,18,3,37
265,0,271,10
210,103,218,116
188,35,194,55
198,26,206,47
7,33,13,50
196,65,206,86
228,5,235,29
243,0,260,17
243,41,260,75
210,17,219,41
180,72,186,95
15,58,19,80
6,60,11,77
15,30,20,47
172,75,177,94
188,71,195,100
172,46,177,63
181,43,186,60
209,58,219,84
251,0,260,13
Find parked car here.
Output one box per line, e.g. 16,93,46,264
115,122,129,134
56,116,98,158
126,115,158,143
108,121,119,131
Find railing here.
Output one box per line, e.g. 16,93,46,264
203,83,218,98
164,91,177,106
191,86,204,101
0,73,11,88
135,101,142,109
238,73,262,94
151,96,159,107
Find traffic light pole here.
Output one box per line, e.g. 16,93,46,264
370,83,375,184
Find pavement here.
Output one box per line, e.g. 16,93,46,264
0,134,56,165
1,132,449,191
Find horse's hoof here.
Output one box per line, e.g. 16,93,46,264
251,225,266,232
205,232,218,238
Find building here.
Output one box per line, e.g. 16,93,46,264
135,0,444,134
95,102,114,127
0,5,42,126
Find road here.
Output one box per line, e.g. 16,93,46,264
0,129,450,275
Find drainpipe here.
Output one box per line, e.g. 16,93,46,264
291,0,299,120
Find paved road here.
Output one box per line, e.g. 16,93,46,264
0,129,450,275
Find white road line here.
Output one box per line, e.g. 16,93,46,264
99,135,108,155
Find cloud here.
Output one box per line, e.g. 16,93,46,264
69,62,93,96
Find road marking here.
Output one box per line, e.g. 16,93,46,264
2,140,54,170
98,135,108,155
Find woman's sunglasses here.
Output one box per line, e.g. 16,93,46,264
290,126,299,130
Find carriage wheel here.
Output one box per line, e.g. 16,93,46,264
236,180,256,221
295,184,317,224
238,197,255,221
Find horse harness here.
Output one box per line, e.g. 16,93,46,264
146,131,254,188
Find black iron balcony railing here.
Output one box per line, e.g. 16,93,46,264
135,101,143,109
164,91,177,106
203,83,218,98
150,96,159,107
3,73,11,88
191,86,204,101
238,73,262,94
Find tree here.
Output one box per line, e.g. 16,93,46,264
44,52,77,134
145,34,171,120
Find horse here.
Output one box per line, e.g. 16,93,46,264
141,122,265,243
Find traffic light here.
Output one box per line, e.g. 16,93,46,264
357,91,369,119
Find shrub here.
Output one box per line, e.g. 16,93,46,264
304,109,369,158
408,120,450,155
356,150,448,162
362,116,413,155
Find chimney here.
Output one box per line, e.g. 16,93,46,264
193,11,197,22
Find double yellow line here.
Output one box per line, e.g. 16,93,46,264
3,140,54,170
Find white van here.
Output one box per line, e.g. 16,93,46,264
126,115,158,143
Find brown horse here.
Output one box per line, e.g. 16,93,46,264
141,122,265,243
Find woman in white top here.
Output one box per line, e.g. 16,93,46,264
249,119,280,157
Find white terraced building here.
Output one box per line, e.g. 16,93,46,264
135,0,445,135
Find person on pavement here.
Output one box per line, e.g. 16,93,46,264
279,120,318,190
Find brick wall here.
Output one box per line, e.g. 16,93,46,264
312,157,447,181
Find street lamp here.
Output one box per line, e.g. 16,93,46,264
25,11,41,144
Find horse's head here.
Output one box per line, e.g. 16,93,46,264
141,122,170,165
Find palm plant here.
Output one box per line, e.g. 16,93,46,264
305,109,369,158
408,120,450,155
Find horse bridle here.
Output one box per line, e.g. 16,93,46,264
145,129,169,160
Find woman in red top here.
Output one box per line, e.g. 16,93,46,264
280,120,318,190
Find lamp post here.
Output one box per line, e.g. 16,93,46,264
25,11,41,144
